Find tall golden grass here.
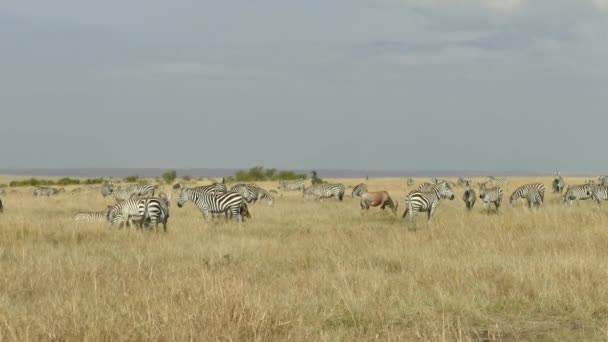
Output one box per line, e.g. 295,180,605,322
0,176,607,341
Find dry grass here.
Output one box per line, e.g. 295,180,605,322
0,176,607,341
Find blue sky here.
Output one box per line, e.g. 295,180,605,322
1,0,607,172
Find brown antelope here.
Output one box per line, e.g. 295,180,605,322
360,191,398,215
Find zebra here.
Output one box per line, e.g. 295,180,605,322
418,181,451,192
107,199,146,228
140,197,170,231
177,188,246,222
457,177,472,187
74,209,112,222
351,183,368,198
278,179,305,192
110,187,138,203
598,176,608,186
248,185,274,206
552,172,565,193
193,183,227,195
587,184,608,205
230,184,257,203
487,176,508,185
509,183,546,207
101,182,113,197
126,184,156,198
562,184,593,205
525,188,543,209
406,178,414,186
479,185,503,212
462,182,476,210
303,183,345,201
33,187,65,196
402,182,455,222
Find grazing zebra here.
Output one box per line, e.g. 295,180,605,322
462,182,476,210
127,184,156,198
33,187,65,196
177,188,246,222
74,209,111,222
552,172,565,193
587,184,608,205
248,185,274,206
278,179,305,192
360,191,398,215
406,178,414,186
525,188,543,209
230,184,257,203
303,183,345,201
479,184,503,212
140,197,170,231
101,182,113,197
351,183,368,198
193,183,227,195
110,187,138,203
402,182,454,222
562,184,593,205
457,177,472,187
107,199,146,228
509,183,546,207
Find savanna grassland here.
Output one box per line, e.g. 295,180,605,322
0,176,607,341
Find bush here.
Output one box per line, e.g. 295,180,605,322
233,166,306,182
83,178,105,185
162,170,177,184
124,175,139,183
9,178,56,187
57,178,81,186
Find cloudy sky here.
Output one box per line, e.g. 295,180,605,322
1,0,607,172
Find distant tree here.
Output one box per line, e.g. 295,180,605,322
311,170,323,184
162,170,177,184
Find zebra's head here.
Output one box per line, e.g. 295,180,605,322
434,183,454,200
509,192,520,207
177,188,191,208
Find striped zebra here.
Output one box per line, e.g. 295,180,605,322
110,187,138,203
418,181,452,192
406,178,414,186
140,197,170,231
509,183,546,207
248,185,274,206
525,188,543,209
278,179,305,192
303,183,345,201
479,185,503,212
587,184,608,205
127,184,157,198
598,176,608,186
107,199,146,228
487,176,508,186
74,209,111,222
402,182,455,222
552,172,565,193
101,182,113,197
562,184,593,206
33,187,65,196
177,188,246,222
351,183,367,198
462,182,476,210
194,183,227,195
230,184,257,203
